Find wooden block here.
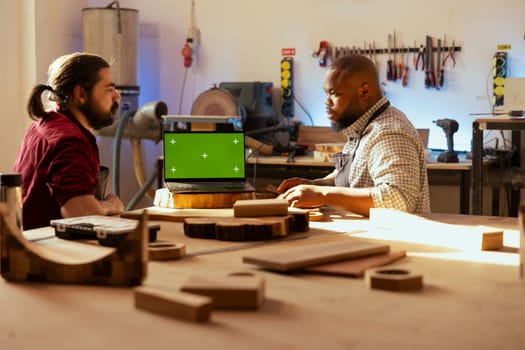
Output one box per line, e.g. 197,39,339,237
303,251,406,277
122,207,235,223
148,241,186,261
0,203,147,286
153,188,255,209
183,210,309,241
313,143,345,153
243,238,390,272
134,286,213,322
481,230,504,250
308,210,325,221
233,198,288,217
245,135,273,155
297,125,347,151
180,272,265,310
365,268,423,292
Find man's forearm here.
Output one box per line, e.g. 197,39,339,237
312,171,336,186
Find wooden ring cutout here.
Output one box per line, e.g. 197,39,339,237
366,268,423,292
148,241,186,261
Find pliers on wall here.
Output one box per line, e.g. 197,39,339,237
414,45,425,71
442,39,456,69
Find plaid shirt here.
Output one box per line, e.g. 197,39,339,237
339,97,431,213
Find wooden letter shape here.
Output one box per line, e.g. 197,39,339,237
180,272,265,310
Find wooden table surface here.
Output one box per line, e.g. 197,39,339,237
1,209,524,350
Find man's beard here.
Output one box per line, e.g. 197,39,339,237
80,98,119,130
331,113,356,132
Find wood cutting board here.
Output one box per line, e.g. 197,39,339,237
243,238,390,272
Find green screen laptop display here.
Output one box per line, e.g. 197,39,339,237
163,131,246,182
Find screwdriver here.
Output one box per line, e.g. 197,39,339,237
386,34,393,81
402,45,409,87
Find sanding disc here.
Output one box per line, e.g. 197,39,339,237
191,88,239,116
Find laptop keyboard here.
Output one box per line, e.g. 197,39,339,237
167,182,249,192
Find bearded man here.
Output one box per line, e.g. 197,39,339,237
278,55,430,215
14,52,124,229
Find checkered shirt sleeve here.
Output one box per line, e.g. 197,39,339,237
341,100,430,213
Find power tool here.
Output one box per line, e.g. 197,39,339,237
434,118,459,163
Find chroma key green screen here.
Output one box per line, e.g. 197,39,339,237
163,132,246,181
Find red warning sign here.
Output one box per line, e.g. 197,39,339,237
281,48,296,56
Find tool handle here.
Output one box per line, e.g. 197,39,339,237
398,63,404,81
387,60,393,81
438,69,444,89
402,66,409,87
429,71,436,88
425,71,431,89
392,64,398,82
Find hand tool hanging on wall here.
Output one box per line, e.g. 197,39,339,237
436,38,444,89
371,41,379,68
392,31,398,81
398,43,405,82
442,38,456,69
386,34,394,81
402,45,409,87
425,35,436,88
415,44,425,71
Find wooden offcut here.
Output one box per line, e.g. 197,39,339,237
481,230,504,250
183,209,309,241
180,272,265,310
297,125,347,151
154,188,256,209
0,204,147,286
233,198,289,217
148,241,186,261
303,250,406,277
243,238,390,272
135,286,213,322
365,268,423,292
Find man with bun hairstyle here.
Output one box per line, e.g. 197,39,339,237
14,52,124,229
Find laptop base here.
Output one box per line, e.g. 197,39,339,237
165,181,255,194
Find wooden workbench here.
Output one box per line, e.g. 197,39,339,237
1,209,524,350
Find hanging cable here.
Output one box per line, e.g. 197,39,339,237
293,95,315,126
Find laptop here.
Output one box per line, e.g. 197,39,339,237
163,131,255,193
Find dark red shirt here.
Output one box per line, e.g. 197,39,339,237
13,111,100,229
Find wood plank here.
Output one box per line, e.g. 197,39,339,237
122,207,235,222
243,238,390,272
303,250,406,277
